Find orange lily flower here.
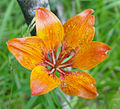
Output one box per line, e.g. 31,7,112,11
7,8,111,99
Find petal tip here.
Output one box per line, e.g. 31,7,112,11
36,8,49,20
31,93,34,96
37,8,42,13
31,90,34,96
84,9,94,14
6,40,12,47
90,9,95,13
102,44,111,56
37,8,47,11
36,8,49,16
6,39,12,45
96,93,99,96
31,93,36,96
105,49,112,55
37,8,44,11
6,38,16,45
92,92,99,99
6,41,9,45
31,89,39,96
89,92,98,99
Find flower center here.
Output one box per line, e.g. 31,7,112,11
43,44,76,78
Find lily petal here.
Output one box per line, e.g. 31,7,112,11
63,9,95,48
30,65,61,95
7,37,46,70
36,8,64,50
60,71,98,99
72,41,111,70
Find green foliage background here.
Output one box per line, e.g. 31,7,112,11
0,0,120,109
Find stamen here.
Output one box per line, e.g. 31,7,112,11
58,63,72,68
52,50,56,65
61,53,67,59
56,68,65,74
44,44,75,76
49,68,55,74
44,60,54,67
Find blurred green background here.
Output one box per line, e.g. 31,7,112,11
0,0,120,109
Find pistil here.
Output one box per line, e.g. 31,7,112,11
58,63,72,68
51,50,56,65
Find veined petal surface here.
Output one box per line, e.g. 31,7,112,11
72,41,111,70
63,9,95,48
36,8,64,50
30,66,61,95
60,71,98,99
7,37,45,70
